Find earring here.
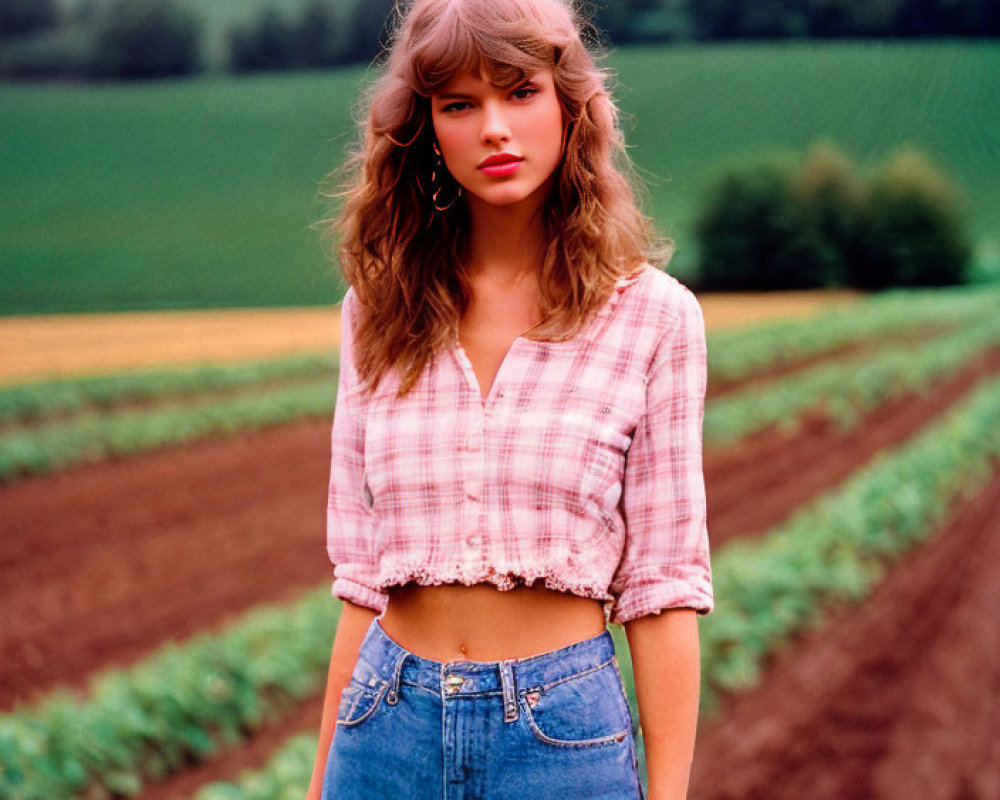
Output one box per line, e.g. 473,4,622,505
431,141,462,212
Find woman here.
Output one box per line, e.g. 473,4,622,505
307,0,713,798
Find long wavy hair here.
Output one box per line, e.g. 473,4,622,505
320,0,671,397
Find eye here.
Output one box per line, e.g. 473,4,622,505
441,100,471,113
512,85,539,101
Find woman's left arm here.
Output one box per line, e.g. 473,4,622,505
624,608,701,800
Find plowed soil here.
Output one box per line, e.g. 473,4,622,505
688,467,1000,800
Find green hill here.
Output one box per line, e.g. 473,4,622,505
1,40,997,314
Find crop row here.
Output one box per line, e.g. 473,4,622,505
0,353,334,427
190,372,1000,800
0,377,336,483
5,367,1000,799
0,589,339,800
3,284,996,431
704,308,1000,446
705,283,999,384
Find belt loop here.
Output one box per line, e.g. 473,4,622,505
385,651,408,705
499,660,519,723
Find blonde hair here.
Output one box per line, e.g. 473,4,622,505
321,0,671,397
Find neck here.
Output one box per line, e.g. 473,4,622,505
464,187,551,287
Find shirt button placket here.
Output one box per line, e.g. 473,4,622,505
463,401,486,564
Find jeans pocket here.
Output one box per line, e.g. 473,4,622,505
336,655,390,729
521,659,631,748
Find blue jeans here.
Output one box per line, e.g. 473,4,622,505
322,616,646,800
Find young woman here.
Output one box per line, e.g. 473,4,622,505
306,0,713,798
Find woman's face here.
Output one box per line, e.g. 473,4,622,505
430,66,565,212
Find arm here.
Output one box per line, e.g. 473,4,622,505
625,608,701,800
609,282,712,799
305,600,378,800
306,288,388,798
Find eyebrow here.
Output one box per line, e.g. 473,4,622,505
436,79,538,101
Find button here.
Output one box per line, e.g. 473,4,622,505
496,390,505,399
446,674,464,685
466,535,481,547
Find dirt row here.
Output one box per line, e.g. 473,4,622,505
688,466,1000,800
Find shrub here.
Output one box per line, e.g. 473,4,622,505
89,0,202,80
0,25,96,79
0,0,61,42
850,146,973,289
695,155,820,290
695,143,973,291
792,141,865,288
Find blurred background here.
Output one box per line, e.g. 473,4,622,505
1,1,998,798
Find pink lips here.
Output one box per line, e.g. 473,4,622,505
478,153,523,178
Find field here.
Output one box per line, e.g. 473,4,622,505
2,40,999,314
2,283,999,799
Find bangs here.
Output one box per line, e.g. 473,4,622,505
406,0,563,94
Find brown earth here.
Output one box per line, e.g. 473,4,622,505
688,466,1000,800
0,290,859,386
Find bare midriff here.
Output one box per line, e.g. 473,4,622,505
379,581,608,663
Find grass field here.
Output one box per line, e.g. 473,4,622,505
1,40,997,314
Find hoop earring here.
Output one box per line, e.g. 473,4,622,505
431,141,462,212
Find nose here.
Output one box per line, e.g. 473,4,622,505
479,99,510,146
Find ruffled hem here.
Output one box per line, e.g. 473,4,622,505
377,563,615,605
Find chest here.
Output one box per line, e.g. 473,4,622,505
457,290,542,402
361,337,646,526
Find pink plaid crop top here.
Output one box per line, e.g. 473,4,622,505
326,263,713,625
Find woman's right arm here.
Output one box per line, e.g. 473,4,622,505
305,600,378,800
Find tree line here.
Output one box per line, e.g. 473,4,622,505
1,0,998,81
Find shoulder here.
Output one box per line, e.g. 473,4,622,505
621,264,705,342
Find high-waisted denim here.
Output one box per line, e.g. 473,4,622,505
322,616,646,800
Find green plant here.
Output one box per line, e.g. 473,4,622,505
851,145,973,289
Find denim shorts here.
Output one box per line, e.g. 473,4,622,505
322,616,646,800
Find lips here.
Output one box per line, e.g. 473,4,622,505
478,153,523,169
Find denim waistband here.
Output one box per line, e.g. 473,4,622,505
362,617,617,700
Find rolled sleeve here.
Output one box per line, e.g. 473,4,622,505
609,285,713,625
326,287,388,616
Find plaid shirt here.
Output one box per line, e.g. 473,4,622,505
327,264,712,625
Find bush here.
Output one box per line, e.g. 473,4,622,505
695,155,820,290
850,146,973,289
792,141,866,288
228,1,342,73
89,0,202,80
695,143,973,291
0,0,60,42
0,24,96,79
